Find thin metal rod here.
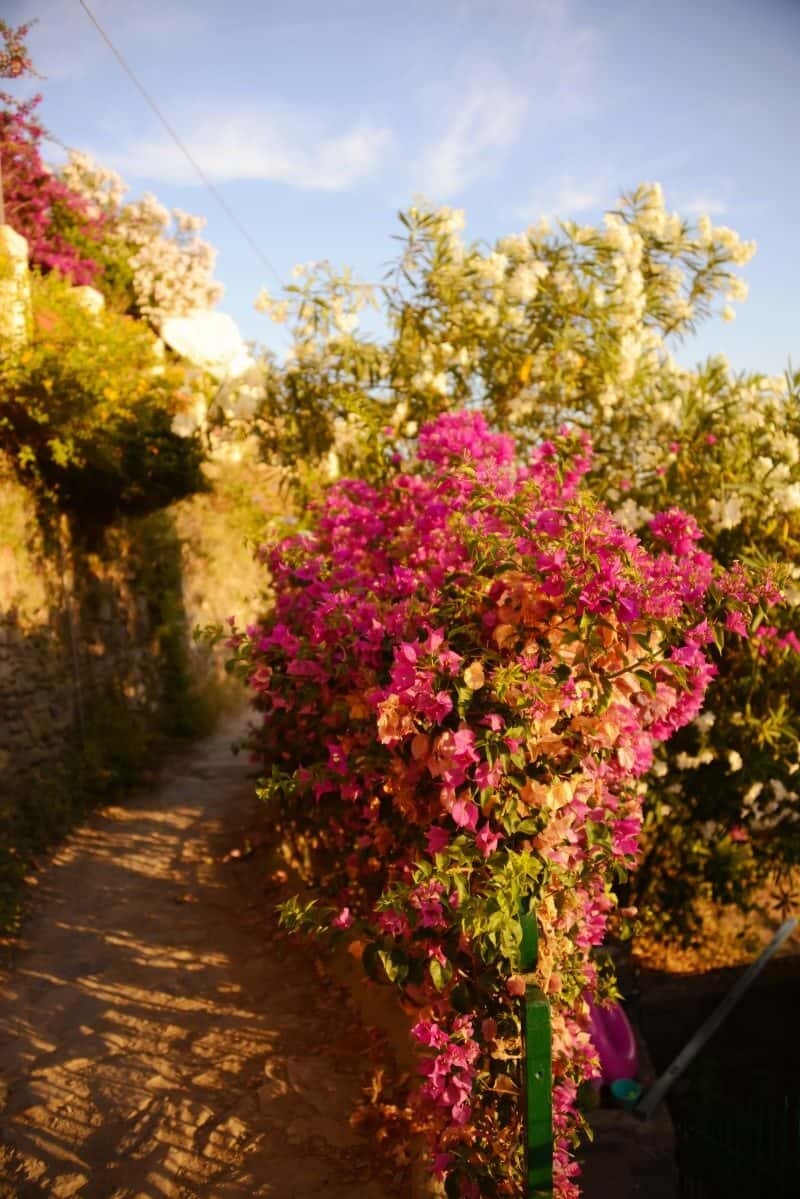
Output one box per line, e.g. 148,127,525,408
637,915,797,1119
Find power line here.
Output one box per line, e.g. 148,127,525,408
76,0,285,291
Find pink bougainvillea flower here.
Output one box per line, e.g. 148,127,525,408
725,610,748,636
450,798,480,830
475,822,503,857
426,826,451,855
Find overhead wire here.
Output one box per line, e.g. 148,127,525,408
76,0,286,292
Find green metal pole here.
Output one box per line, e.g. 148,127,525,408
519,905,553,1198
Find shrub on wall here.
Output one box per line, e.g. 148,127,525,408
226,411,774,1196
0,267,205,522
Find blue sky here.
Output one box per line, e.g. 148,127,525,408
5,0,799,374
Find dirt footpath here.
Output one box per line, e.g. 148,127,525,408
0,715,400,1199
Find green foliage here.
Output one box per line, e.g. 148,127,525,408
0,494,257,936
135,510,219,739
0,269,206,523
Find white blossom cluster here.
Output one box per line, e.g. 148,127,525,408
254,183,758,455
59,151,223,325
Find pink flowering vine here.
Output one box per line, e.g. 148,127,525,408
0,96,105,284
229,410,773,1197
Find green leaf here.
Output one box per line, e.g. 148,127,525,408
633,669,657,696
585,821,611,848
378,948,409,983
429,957,453,992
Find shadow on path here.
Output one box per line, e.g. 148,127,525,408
0,715,399,1199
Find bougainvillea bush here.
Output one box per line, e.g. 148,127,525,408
226,410,773,1197
0,96,106,285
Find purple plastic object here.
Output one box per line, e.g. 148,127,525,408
587,997,639,1085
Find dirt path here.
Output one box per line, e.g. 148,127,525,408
0,716,400,1199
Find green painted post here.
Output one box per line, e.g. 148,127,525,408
519,904,539,973
519,905,553,1199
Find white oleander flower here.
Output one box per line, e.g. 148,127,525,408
696,215,713,246
638,204,666,239
614,498,653,531
335,311,359,335
478,252,509,285
507,263,542,304
780,483,800,511
726,277,749,303
498,232,531,258
707,494,743,532
727,749,743,773
438,206,466,237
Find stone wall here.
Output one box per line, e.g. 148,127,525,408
0,480,78,781
0,458,279,797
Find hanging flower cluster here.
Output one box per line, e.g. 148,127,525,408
228,411,774,1197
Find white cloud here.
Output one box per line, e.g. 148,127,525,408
413,3,606,200
103,104,391,191
515,172,615,223
681,195,729,216
416,77,527,198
